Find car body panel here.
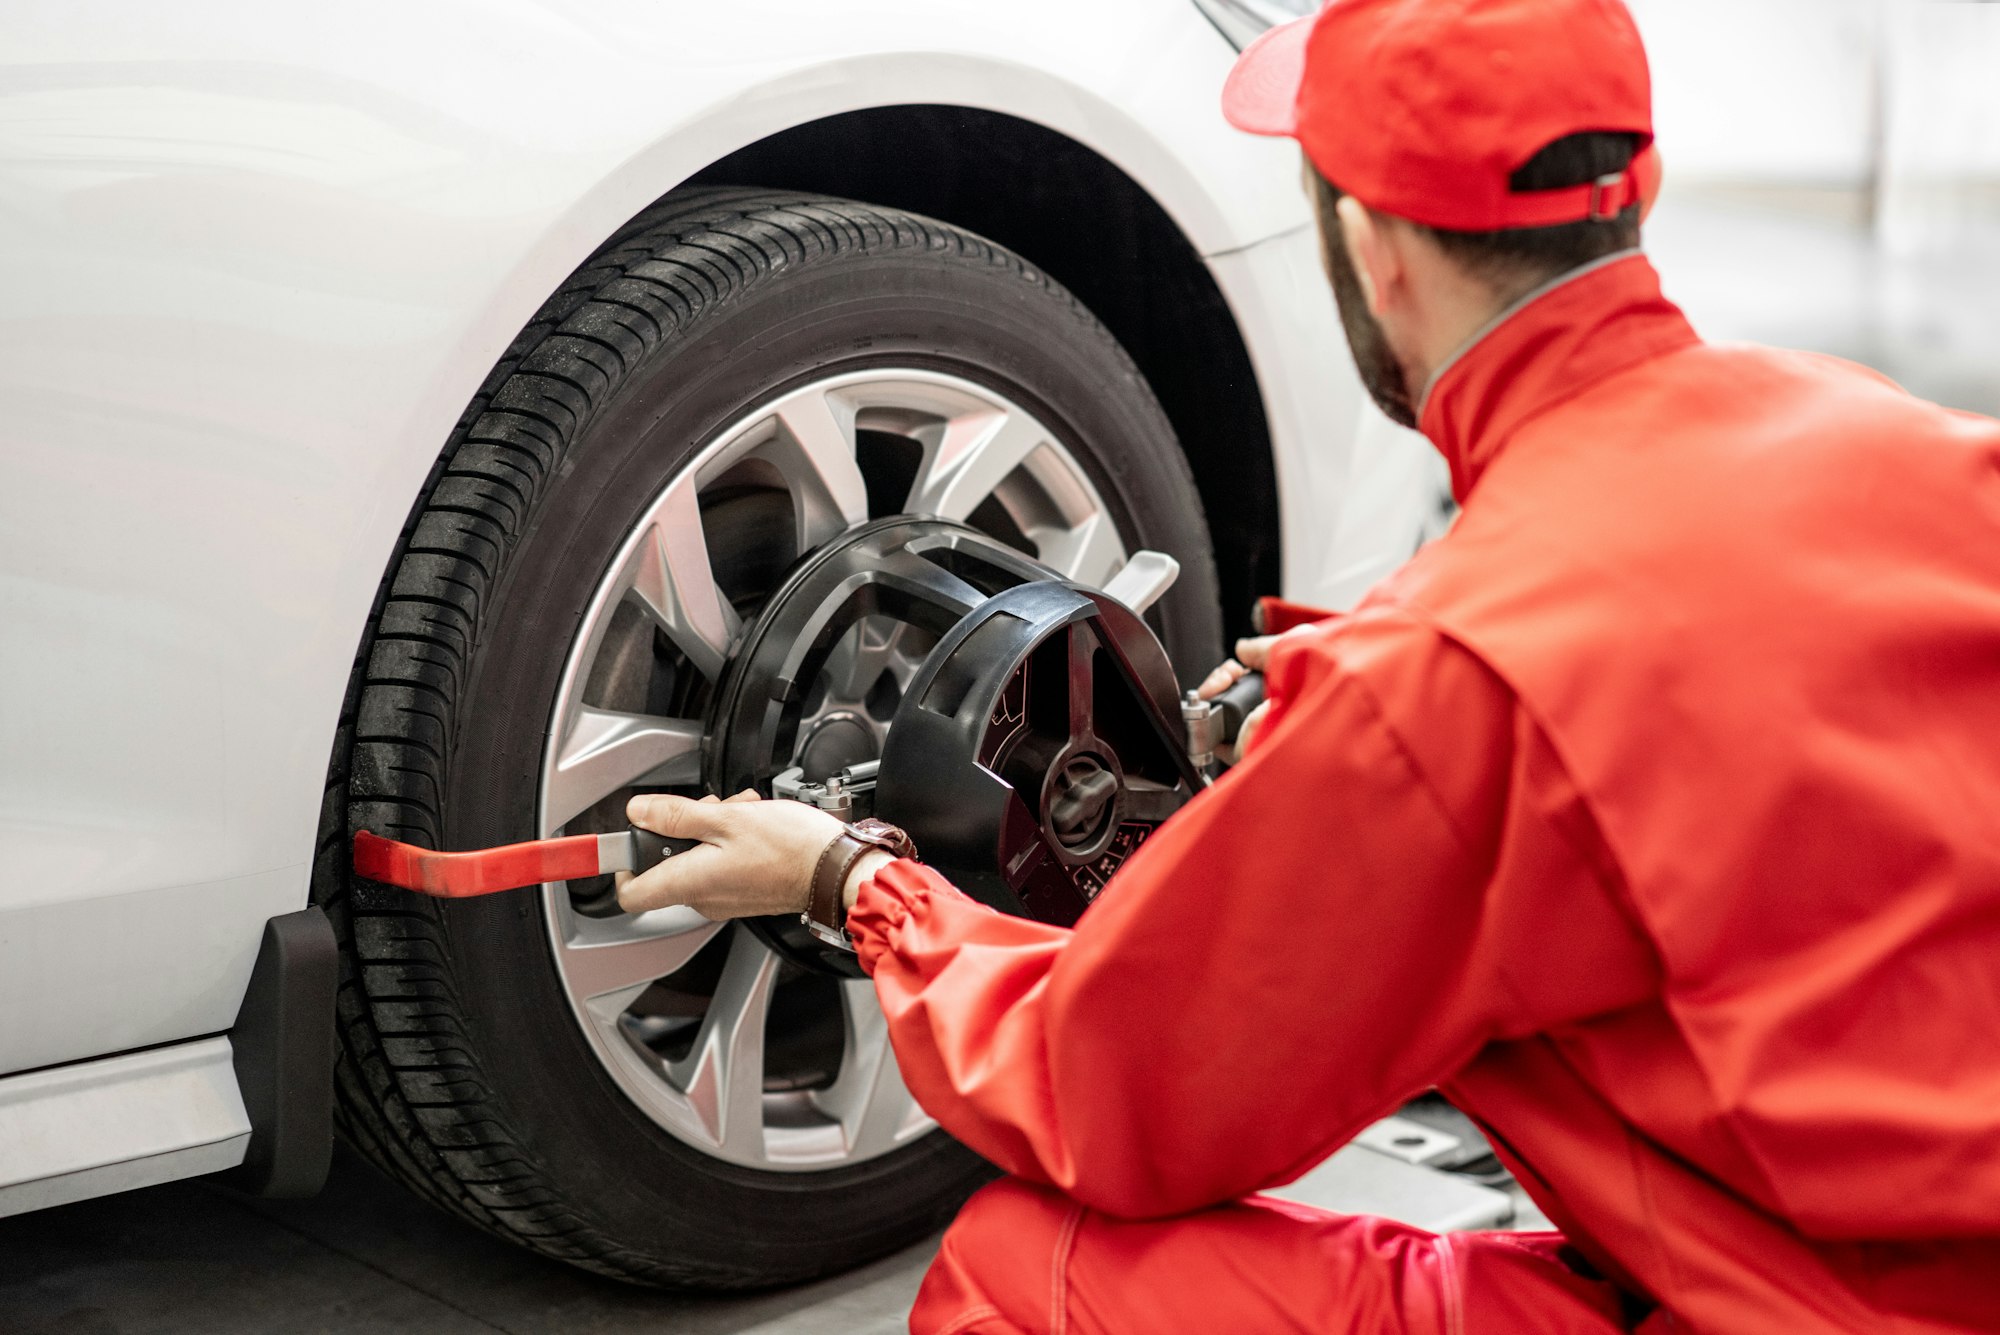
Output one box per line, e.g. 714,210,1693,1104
0,0,1431,1081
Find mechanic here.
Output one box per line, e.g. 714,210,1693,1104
614,0,2000,1330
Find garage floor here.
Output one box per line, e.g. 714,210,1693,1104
6,187,1997,1335
0,1139,1530,1335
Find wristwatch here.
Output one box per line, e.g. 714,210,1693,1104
803,818,917,951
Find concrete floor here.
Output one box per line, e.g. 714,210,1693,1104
5,186,1994,1335
1,1147,940,1335
0,1142,1531,1335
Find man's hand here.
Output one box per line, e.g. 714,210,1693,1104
619,790,843,918
1196,635,1277,762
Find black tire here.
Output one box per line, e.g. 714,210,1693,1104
311,188,1222,1287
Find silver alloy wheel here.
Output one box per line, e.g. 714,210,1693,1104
537,369,1133,1171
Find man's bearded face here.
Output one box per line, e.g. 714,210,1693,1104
1313,183,1419,430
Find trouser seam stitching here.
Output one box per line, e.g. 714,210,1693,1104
1438,1233,1466,1335
1050,1202,1085,1335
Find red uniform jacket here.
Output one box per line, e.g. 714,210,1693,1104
849,253,2000,1333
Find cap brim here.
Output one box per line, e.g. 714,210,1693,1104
1221,14,1314,137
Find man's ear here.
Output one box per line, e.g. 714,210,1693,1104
1335,195,1397,319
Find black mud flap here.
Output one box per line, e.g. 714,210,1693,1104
217,907,338,1197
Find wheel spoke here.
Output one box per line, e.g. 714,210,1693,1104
816,980,928,1158
1038,510,1125,588
546,707,703,831
666,927,779,1159
556,907,723,1023
820,618,902,701
908,409,1047,522
626,479,742,680
773,389,870,548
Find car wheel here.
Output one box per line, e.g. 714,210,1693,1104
312,188,1222,1286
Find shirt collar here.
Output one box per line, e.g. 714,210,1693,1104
1416,251,1700,501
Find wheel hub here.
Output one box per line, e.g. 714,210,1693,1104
703,512,1204,966
704,516,1058,974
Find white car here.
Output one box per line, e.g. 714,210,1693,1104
0,0,1445,1286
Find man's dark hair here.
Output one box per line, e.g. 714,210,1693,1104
1310,131,1644,291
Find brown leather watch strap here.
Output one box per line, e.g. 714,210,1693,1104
806,834,869,946
804,820,917,950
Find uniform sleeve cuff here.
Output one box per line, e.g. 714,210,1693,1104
1256,595,1341,635
846,858,976,973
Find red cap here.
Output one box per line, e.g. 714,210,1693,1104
1224,0,1662,231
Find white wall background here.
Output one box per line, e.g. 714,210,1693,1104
1628,0,2000,417
1628,0,1881,186
1629,0,2000,247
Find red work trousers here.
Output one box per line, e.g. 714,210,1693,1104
912,1179,1634,1335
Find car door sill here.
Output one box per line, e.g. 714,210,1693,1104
0,1035,250,1217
